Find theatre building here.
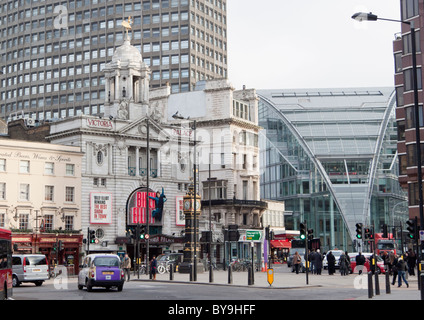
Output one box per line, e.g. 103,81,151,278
0,137,83,274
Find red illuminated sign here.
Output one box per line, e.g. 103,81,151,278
127,190,156,225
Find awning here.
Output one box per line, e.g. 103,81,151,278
270,240,291,249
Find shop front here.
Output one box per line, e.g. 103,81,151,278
12,233,83,275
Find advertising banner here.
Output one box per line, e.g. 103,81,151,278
90,192,113,224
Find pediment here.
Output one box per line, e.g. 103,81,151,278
117,117,171,141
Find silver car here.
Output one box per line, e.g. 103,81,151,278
12,254,50,287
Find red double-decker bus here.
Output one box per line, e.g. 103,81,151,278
0,228,12,300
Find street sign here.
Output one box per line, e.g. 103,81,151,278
419,230,424,241
145,234,150,239
246,230,262,241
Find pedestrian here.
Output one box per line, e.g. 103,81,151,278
355,252,366,275
390,253,398,285
339,252,349,276
309,249,316,274
315,249,323,275
293,251,302,274
381,251,389,273
396,257,409,288
406,249,416,276
150,255,157,280
121,253,131,281
327,251,336,275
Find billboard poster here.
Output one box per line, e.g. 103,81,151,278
90,192,113,224
176,196,185,226
127,190,156,225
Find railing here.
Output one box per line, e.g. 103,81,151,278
200,198,268,209
128,167,158,178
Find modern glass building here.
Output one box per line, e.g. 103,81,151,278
258,87,408,251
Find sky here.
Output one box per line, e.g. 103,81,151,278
226,0,401,90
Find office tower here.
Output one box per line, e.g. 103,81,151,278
0,0,228,122
393,0,424,221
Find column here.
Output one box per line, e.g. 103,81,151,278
135,147,139,176
115,72,120,101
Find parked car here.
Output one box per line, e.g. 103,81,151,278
78,254,124,292
348,253,385,274
12,254,49,287
156,253,183,272
323,250,344,269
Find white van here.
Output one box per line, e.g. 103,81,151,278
12,254,50,287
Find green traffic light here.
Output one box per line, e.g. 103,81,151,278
356,234,362,239
300,234,306,240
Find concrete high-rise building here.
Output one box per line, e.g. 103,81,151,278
0,0,228,122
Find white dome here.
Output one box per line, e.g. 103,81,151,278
111,38,142,64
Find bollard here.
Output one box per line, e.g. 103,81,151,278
248,266,253,285
421,272,424,301
368,272,373,299
169,265,173,281
228,265,233,284
374,271,380,296
209,264,214,283
385,268,391,294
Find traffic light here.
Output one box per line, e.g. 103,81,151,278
137,224,145,240
299,223,306,240
368,229,374,240
307,229,314,241
406,219,417,240
364,227,371,240
355,223,363,239
58,240,63,251
89,229,96,244
382,224,388,238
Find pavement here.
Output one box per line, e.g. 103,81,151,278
131,264,423,300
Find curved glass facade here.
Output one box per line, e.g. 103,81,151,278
258,88,408,252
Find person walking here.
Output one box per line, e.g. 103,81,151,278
396,257,409,288
339,252,349,276
390,253,399,285
121,253,131,281
406,249,416,276
293,251,302,274
150,255,157,280
355,252,366,275
315,249,323,275
327,251,336,275
309,249,316,274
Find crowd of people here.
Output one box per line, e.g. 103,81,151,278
292,248,418,288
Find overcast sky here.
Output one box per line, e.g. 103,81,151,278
226,0,400,90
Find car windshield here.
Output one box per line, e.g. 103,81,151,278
290,248,305,255
26,256,47,265
157,255,168,262
377,241,395,250
93,257,119,267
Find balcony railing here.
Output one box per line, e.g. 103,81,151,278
200,198,268,209
128,167,158,178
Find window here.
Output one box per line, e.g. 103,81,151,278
19,214,29,230
0,183,5,200
20,160,30,173
65,216,74,231
404,67,423,91
66,164,75,176
402,0,419,20
65,187,75,203
44,215,54,231
44,185,54,202
0,159,5,172
20,184,30,201
44,162,54,175
203,180,227,200
97,151,103,165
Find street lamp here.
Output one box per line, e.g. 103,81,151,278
172,111,199,281
352,10,424,284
